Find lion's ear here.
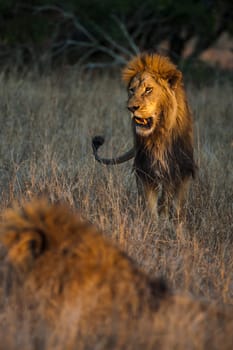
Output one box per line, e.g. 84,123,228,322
165,70,182,90
2,229,46,272
27,230,46,259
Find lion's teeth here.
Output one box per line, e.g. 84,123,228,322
135,117,146,125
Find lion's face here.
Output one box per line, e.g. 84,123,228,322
127,71,177,137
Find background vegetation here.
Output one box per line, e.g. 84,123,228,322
0,0,232,69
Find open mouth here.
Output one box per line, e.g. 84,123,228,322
133,116,153,129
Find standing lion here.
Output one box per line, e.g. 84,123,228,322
92,53,196,219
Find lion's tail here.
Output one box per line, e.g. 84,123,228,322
92,135,135,165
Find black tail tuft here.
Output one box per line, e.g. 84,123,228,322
92,136,105,153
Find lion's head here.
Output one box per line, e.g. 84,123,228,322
122,53,184,137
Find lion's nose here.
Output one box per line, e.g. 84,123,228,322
128,105,139,113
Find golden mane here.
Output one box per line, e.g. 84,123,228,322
122,53,182,88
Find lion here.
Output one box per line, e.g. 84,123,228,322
92,53,196,219
0,198,232,349
0,198,168,344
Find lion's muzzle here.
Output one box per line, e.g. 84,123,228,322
133,116,153,129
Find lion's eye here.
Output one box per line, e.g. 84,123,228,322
145,87,153,94
128,87,135,95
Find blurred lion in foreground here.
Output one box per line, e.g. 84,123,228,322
93,53,196,219
0,198,232,349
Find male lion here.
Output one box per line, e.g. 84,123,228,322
0,199,232,349
92,53,196,219
0,198,167,345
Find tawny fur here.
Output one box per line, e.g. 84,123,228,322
0,198,167,326
0,198,232,349
93,53,196,219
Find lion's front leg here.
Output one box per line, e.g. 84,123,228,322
146,187,160,219
136,177,160,218
157,187,171,219
173,178,191,221
158,178,190,222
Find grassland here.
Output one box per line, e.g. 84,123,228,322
0,66,232,349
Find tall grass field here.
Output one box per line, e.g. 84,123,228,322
0,66,232,349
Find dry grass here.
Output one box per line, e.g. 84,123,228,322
0,67,232,349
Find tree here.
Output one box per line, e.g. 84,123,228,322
0,0,232,68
